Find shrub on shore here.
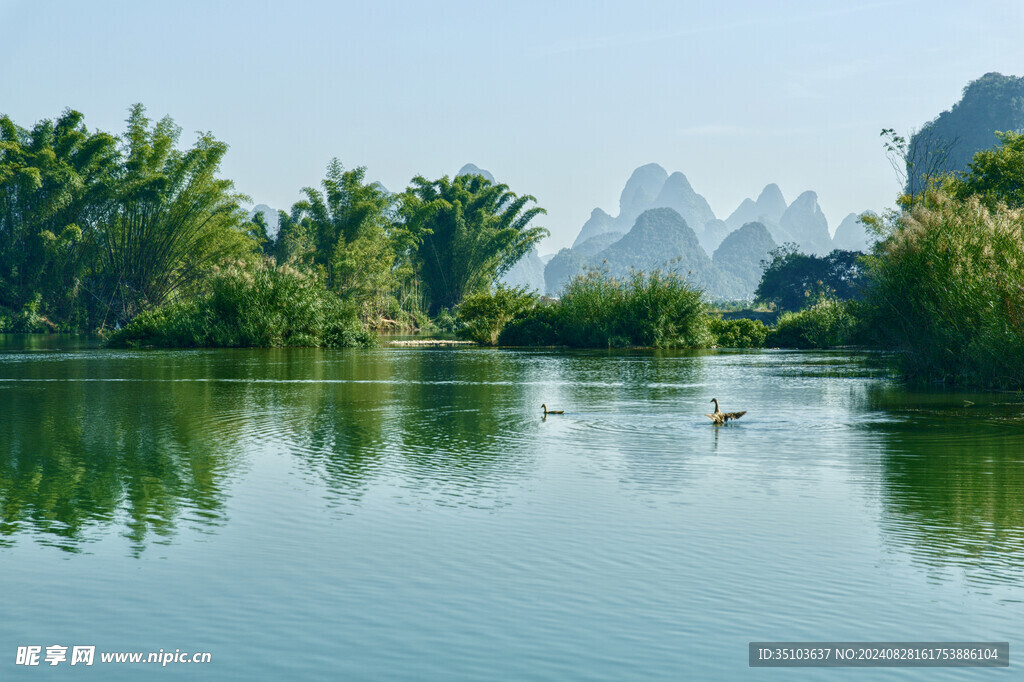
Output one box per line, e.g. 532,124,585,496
767,296,859,349
456,286,539,345
107,259,375,348
559,270,709,348
485,270,708,348
707,317,768,348
498,303,561,346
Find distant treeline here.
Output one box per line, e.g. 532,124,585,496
0,105,547,340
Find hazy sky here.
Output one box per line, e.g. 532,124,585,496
3,0,1022,251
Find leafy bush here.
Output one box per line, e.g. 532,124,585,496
432,307,461,334
1,294,54,333
951,131,1024,210
498,303,561,345
456,286,538,345
864,191,1024,387
767,296,859,349
107,259,375,348
553,269,709,348
707,317,768,348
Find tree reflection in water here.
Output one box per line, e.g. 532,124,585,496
868,386,1024,585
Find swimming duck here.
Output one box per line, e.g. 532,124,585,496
705,398,745,425
541,404,564,415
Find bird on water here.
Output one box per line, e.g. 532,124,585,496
705,398,745,425
541,404,564,415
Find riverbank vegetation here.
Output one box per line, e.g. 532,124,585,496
766,297,861,349
4,106,1024,388
458,131,1024,388
0,106,547,346
863,191,1024,388
481,270,710,348
107,259,375,348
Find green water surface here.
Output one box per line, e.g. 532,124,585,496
1,335,1022,679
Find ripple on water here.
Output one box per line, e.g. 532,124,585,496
2,346,1023,680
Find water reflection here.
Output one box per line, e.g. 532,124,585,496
0,333,101,352
867,385,1024,585
0,363,241,554
0,347,558,552
2,339,1024,594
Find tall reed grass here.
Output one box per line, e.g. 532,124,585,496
865,192,1024,387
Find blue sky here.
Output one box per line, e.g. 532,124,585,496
2,0,1022,250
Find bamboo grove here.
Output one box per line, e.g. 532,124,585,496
0,106,548,335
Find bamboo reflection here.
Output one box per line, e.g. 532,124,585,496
0,356,244,554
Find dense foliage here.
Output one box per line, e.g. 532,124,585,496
401,174,548,315
707,317,768,348
497,303,561,346
563,270,709,347
488,269,709,348
863,192,1024,387
107,259,374,348
755,245,866,311
103,106,254,321
950,131,1024,210
272,160,423,327
0,107,548,344
456,286,539,345
0,110,117,330
0,106,253,331
767,297,860,349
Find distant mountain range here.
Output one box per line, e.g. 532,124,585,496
538,163,875,300
247,72,1023,302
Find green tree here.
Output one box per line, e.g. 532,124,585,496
275,160,418,321
0,109,118,328
98,104,254,324
286,161,392,281
755,245,866,311
951,131,1024,209
401,173,547,314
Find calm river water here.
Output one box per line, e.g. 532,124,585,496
1,335,1022,679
